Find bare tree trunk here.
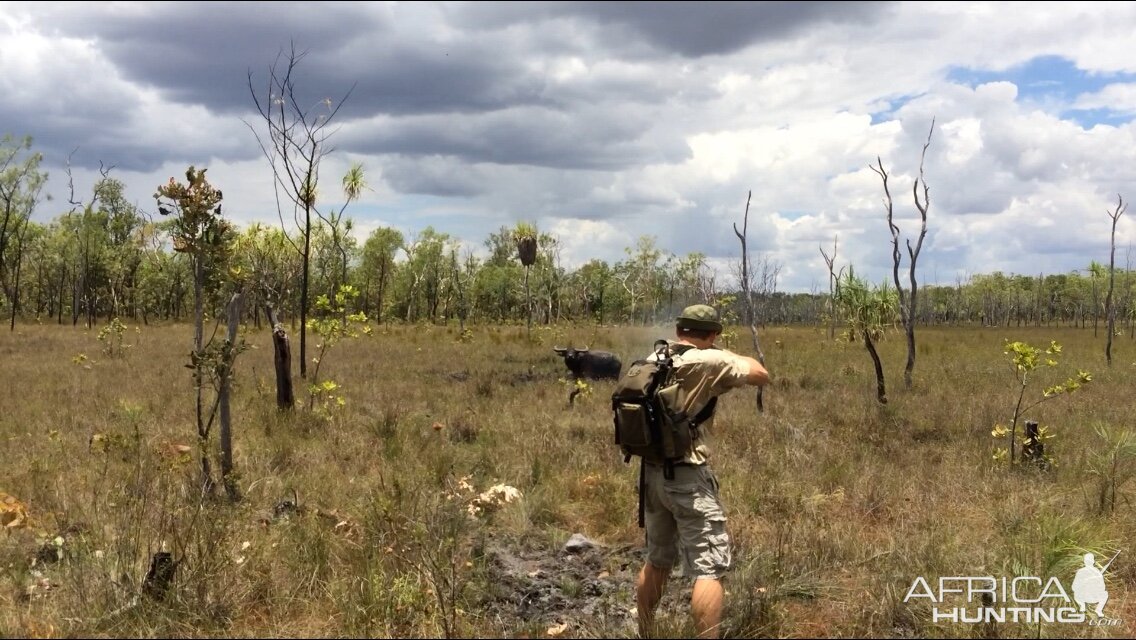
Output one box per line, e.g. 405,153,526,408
193,256,215,496
246,45,352,379
266,303,295,409
8,215,28,331
1127,247,1134,340
517,234,537,336
733,191,767,413
57,267,65,325
904,140,931,388
451,250,468,334
872,121,933,390
820,236,838,340
1093,278,1100,338
525,265,532,337
220,292,243,502
300,208,310,378
1106,195,1127,366
864,331,887,404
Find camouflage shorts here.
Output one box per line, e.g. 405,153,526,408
642,463,731,579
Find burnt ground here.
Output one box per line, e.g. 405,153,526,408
479,534,700,638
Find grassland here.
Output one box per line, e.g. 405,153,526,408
1,321,1134,638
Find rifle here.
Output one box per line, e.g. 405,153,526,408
1100,549,1121,573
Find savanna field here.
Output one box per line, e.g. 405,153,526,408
2,320,1134,639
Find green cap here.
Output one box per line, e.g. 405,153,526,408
676,304,722,332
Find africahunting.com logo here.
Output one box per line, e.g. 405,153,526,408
904,551,1123,627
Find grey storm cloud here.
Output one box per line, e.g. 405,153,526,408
0,95,152,174
35,0,826,122
345,106,690,171
10,1,760,174
378,157,489,198
4,0,892,176
40,3,380,113
452,1,891,58
27,3,551,124
50,0,892,122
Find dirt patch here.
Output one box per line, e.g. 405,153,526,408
480,537,645,635
478,535,712,637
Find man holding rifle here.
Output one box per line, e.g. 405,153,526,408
632,304,770,639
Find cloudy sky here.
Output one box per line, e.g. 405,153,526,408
4,1,1136,293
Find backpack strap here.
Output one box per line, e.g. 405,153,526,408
666,341,693,358
691,396,718,427
663,341,719,430
637,457,646,528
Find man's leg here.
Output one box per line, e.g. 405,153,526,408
637,561,670,637
639,463,678,638
691,577,724,639
670,466,730,639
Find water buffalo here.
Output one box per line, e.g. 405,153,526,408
552,345,622,380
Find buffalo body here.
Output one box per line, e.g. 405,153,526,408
552,346,622,380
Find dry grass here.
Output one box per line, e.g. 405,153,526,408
1,320,1134,638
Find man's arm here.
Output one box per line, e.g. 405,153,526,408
738,355,770,386
709,348,770,388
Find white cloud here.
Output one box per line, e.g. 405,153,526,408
548,218,627,269
1073,83,1136,114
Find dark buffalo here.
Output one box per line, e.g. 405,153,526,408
552,345,622,380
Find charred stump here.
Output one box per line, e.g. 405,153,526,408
1022,420,1046,467
142,551,177,601
265,304,294,410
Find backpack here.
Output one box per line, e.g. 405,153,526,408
611,340,718,525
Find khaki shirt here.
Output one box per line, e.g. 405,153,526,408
646,342,752,464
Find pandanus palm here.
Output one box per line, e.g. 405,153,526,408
514,222,538,336
835,266,898,404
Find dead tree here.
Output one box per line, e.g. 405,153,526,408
733,191,768,413
871,119,933,389
246,43,355,379
820,235,838,340
1106,195,1128,366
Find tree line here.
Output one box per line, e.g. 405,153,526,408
4,135,1136,334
